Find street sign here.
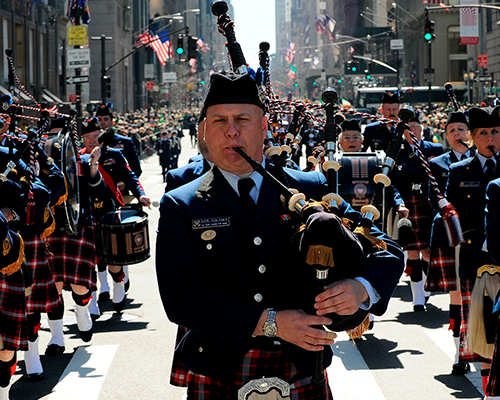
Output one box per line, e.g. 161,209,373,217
424,68,435,83
144,64,155,79
146,81,154,91
68,94,78,102
478,75,493,82
390,39,404,50
66,75,89,85
163,72,177,83
67,48,91,68
478,54,488,68
67,25,88,46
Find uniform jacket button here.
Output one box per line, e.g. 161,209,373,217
258,265,266,273
254,293,263,302
254,237,262,245
199,347,203,352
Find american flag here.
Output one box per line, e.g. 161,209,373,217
149,28,174,66
284,41,295,63
196,37,208,52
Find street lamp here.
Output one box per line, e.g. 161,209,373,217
464,70,475,105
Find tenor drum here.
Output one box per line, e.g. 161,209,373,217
42,131,80,235
97,208,150,265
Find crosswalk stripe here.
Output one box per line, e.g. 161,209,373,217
423,328,483,395
327,332,386,399
49,345,119,400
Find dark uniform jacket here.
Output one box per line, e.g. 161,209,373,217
446,156,500,279
390,140,444,201
362,121,394,152
486,177,500,265
110,132,142,178
156,165,404,381
165,157,210,193
76,153,107,226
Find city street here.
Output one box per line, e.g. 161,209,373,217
9,133,485,400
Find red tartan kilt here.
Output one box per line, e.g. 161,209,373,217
23,234,61,313
186,349,332,399
459,277,491,363
0,268,29,351
426,247,458,292
486,318,500,395
170,326,189,387
404,193,431,251
46,226,97,291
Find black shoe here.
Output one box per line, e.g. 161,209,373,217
26,372,44,382
368,321,374,330
113,297,127,313
98,291,110,302
451,362,470,375
413,305,426,312
425,295,430,304
124,279,130,293
78,327,93,343
45,344,65,356
90,313,101,322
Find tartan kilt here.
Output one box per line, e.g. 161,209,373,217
46,226,97,291
23,233,61,313
403,193,431,251
0,268,29,351
486,317,500,396
426,247,458,292
170,325,189,387
185,348,332,400
459,277,491,363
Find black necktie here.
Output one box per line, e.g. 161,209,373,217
238,178,256,216
461,154,467,161
484,159,496,182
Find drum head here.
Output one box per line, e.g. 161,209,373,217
100,209,147,225
61,133,80,234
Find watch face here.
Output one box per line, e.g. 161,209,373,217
263,323,277,338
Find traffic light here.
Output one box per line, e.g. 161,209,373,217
424,19,435,42
101,75,111,99
177,35,185,58
187,36,198,60
346,60,359,73
365,64,372,80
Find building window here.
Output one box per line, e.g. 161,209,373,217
2,19,8,85
448,26,468,81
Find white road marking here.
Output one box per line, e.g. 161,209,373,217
49,345,119,400
327,332,386,399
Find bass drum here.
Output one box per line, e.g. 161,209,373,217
97,207,150,265
42,132,80,235
335,151,385,230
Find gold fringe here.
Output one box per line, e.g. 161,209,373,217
477,264,500,278
53,176,69,207
40,217,56,240
342,218,353,230
306,245,334,267
346,313,371,340
353,226,387,251
0,236,25,276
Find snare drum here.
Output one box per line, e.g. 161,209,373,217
97,208,150,265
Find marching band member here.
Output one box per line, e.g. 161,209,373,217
156,72,404,399
446,106,500,393
427,111,474,374
390,112,444,311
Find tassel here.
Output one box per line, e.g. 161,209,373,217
306,245,334,267
353,226,387,251
440,203,464,247
77,160,84,177
26,191,35,225
347,313,371,340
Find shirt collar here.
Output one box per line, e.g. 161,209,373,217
476,152,496,170
218,161,265,203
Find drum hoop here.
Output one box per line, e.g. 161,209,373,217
60,133,80,235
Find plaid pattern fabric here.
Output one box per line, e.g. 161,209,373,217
404,194,431,251
459,277,491,363
46,227,97,291
170,325,189,387
0,268,28,351
486,316,500,395
185,348,332,399
23,233,61,313
426,247,458,292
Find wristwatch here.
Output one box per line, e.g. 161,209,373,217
262,308,278,338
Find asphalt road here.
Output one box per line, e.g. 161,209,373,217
9,133,485,400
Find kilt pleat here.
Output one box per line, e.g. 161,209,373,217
404,193,431,251
426,247,458,292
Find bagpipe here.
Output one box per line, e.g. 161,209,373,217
0,49,82,234
209,0,403,391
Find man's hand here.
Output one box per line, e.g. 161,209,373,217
90,146,101,164
274,310,336,351
139,195,151,207
0,207,13,221
397,205,409,218
315,279,368,316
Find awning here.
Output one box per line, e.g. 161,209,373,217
0,85,32,102
42,89,65,104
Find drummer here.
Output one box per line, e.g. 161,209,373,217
81,117,150,312
44,117,107,355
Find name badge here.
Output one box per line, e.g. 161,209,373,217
192,217,230,229
459,181,480,188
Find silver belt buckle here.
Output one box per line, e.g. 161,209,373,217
412,183,421,192
238,377,291,400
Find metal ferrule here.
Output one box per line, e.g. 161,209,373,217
316,269,328,280
236,65,249,74
293,199,306,214
325,142,335,151
362,212,376,223
382,157,395,170
266,131,275,140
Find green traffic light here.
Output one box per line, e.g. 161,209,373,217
424,33,432,41
177,48,184,55
366,75,371,80
338,79,342,83
200,80,205,85
294,82,298,87
313,81,316,85
352,67,357,72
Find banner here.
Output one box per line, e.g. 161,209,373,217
460,0,479,45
